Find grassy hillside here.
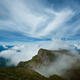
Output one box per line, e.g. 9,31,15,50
18,48,71,68
0,67,48,80
49,75,65,80
0,49,66,80
0,67,65,80
17,48,80,80
18,48,57,68
0,48,80,80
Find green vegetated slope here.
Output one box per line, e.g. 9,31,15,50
18,48,73,70
0,48,80,80
0,67,65,80
49,75,65,80
0,48,65,80
18,48,80,80
0,67,48,80
18,48,58,68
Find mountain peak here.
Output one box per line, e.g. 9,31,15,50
18,48,57,69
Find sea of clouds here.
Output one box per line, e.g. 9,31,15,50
0,0,80,78
0,40,79,66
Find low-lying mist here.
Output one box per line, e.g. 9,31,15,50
0,40,71,66
35,50,80,78
0,40,80,78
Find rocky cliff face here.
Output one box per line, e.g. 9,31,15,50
18,48,80,80
18,48,57,69
0,48,80,80
18,48,73,69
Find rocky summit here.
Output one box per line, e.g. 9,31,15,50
18,48,80,80
0,48,80,80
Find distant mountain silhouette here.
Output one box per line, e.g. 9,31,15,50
0,45,13,52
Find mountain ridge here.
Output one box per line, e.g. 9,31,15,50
0,48,80,80
18,48,80,80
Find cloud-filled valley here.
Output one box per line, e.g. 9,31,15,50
0,0,80,79
0,40,79,66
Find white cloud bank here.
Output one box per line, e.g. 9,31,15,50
0,40,72,66
0,0,80,78
0,40,79,78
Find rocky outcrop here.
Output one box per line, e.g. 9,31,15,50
18,48,57,69
18,48,80,80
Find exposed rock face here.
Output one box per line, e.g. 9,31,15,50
0,48,80,80
18,48,80,80
18,48,73,69
18,48,57,69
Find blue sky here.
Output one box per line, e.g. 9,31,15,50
0,0,80,42
0,0,80,68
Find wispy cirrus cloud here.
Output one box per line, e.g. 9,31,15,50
0,0,80,41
